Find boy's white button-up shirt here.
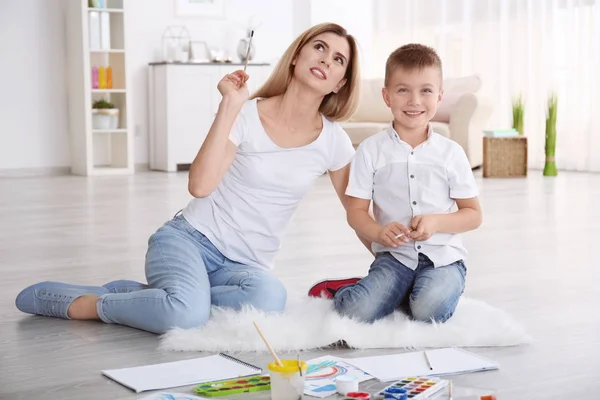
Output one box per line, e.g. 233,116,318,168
346,124,479,269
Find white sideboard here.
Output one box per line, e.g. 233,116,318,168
148,62,273,172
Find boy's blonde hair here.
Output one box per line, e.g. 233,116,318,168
384,44,442,87
251,23,360,121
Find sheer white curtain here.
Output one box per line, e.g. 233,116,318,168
366,0,600,172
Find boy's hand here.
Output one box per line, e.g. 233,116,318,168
378,222,411,248
410,215,439,241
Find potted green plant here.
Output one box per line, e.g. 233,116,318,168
512,94,525,136
92,99,119,130
543,93,558,176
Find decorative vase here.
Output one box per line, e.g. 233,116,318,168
92,108,120,130
237,30,255,63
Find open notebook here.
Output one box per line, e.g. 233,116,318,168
101,353,262,393
342,348,499,382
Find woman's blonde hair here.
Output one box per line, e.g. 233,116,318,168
250,23,360,122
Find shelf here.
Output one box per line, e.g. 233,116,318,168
90,52,126,89
92,89,126,93
67,0,132,176
88,8,123,13
88,11,124,50
92,129,127,133
90,49,125,53
91,92,128,128
93,130,129,170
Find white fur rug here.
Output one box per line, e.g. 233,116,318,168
159,296,531,352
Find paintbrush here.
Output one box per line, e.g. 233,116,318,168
253,321,283,367
243,30,254,72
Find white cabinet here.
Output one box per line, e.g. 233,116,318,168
148,63,272,172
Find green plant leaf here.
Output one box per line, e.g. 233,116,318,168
92,99,115,109
511,94,525,135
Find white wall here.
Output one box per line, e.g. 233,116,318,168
0,0,70,170
126,0,295,165
309,0,375,78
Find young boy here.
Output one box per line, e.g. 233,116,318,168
308,44,482,323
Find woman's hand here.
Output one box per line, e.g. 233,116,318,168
217,70,249,105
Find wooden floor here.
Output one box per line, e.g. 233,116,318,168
1,170,598,399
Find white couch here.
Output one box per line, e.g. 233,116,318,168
341,75,492,168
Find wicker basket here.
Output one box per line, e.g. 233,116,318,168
483,137,528,178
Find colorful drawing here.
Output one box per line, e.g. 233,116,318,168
306,360,337,374
304,356,371,398
306,364,348,380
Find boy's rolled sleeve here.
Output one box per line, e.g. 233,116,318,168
447,145,479,199
345,143,375,200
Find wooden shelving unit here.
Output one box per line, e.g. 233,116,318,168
66,0,133,176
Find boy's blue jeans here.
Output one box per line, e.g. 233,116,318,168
334,252,466,323
96,215,287,334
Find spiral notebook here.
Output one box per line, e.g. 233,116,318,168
101,353,262,393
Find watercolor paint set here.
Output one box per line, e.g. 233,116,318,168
193,375,270,397
373,376,448,399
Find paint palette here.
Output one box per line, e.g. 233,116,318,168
373,376,448,399
193,375,270,397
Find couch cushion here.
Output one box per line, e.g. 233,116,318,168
349,79,392,123
431,75,482,123
340,122,389,145
443,75,482,93
431,92,463,123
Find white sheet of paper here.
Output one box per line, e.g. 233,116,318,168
342,348,499,382
101,354,262,393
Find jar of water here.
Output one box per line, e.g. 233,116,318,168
268,360,307,400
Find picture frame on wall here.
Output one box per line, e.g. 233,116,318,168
174,0,224,18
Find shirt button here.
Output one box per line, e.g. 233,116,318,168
417,245,422,249
412,201,417,205
410,174,415,178
411,151,414,155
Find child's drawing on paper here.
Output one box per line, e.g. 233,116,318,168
304,356,371,398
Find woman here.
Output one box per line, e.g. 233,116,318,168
15,23,365,334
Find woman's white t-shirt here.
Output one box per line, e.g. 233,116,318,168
182,98,355,270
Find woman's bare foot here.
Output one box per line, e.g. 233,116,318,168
67,295,100,320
